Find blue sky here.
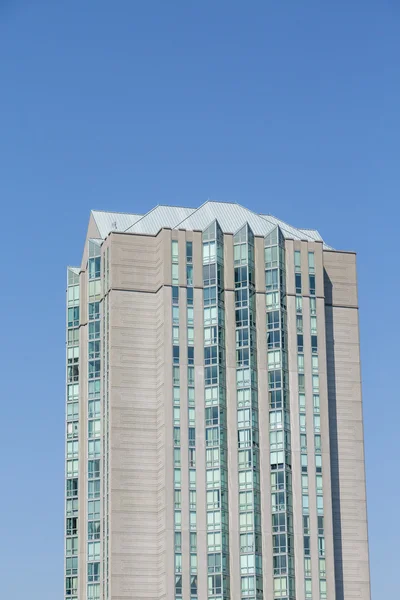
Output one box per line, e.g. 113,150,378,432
1,1,398,597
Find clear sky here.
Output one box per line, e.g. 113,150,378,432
0,1,398,597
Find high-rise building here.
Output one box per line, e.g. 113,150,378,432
65,201,371,600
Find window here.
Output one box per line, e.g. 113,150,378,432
186,241,193,263
317,495,324,515
301,453,308,473
88,521,100,540
88,460,100,479
174,468,181,487
203,263,216,286
175,553,182,573
295,273,302,294
204,306,217,326
311,335,318,353
305,577,312,599
67,402,79,421
204,286,216,306
174,447,181,466
309,274,316,296
88,360,100,380
88,480,100,499
296,295,303,313
66,536,78,555
66,517,77,536
67,421,79,439
88,320,100,340
314,414,321,432
88,562,100,582
88,279,101,300
88,500,100,520
68,307,79,328
266,269,279,290
308,251,315,273
299,413,306,433
174,427,181,446
310,316,317,334
234,243,248,265
88,400,100,420
67,283,80,306
66,556,78,576
88,419,101,438
319,558,326,577
88,340,100,360
186,265,193,286
66,478,78,498
67,459,79,478
88,380,100,399
188,346,194,365
208,552,221,573
88,439,100,458
65,576,78,596
175,531,182,551
297,334,303,352
172,263,179,284
188,386,195,405
171,240,179,263
187,286,193,305
172,326,179,344
315,454,322,473
66,498,78,516
87,584,100,600
203,241,216,263
172,286,179,305
297,314,303,332
173,346,180,365
190,532,197,551
67,440,79,458
174,489,182,509
265,245,278,269
318,535,326,556
88,302,100,320
209,573,222,595
187,307,194,325
294,250,301,271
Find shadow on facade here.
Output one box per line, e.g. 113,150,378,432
324,269,344,600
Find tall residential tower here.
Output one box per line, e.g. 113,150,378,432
65,202,370,600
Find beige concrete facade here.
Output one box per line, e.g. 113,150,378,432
66,215,370,600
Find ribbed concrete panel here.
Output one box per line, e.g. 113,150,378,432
109,288,163,599
325,273,371,600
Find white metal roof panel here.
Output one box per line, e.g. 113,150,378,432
92,211,142,239
298,228,323,242
126,205,196,234
174,201,276,236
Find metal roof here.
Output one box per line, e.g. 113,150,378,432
175,202,276,236
92,211,142,239
91,202,332,248
125,205,196,234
